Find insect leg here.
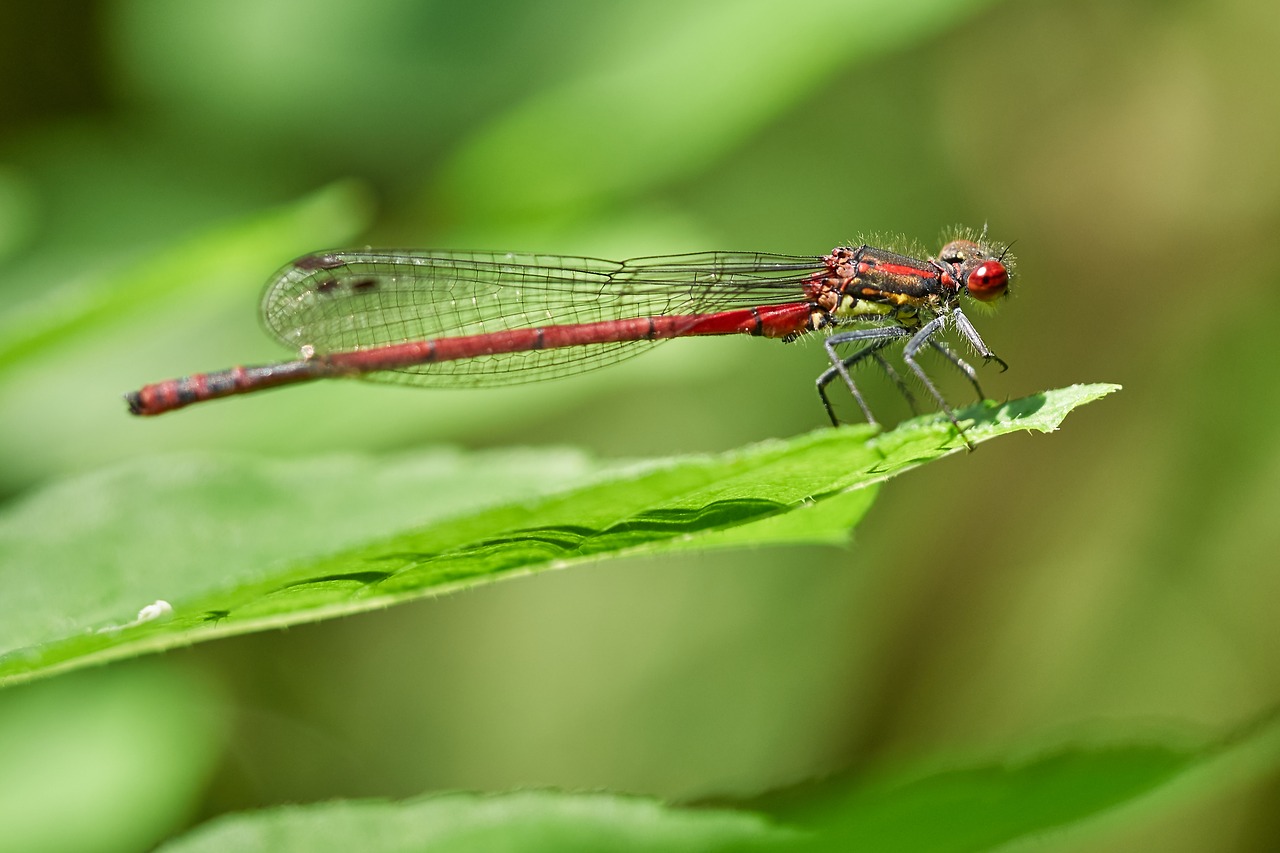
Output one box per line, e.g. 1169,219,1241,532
902,315,976,450
819,326,910,427
928,340,984,401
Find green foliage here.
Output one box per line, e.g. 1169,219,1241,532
8,0,1280,847
150,708,1280,852
157,791,795,853
0,665,225,853
0,385,1115,687
0,181,370,373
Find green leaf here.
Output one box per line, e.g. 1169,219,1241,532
152,706,1280,852
0,384,1117,687
755,709,1280,851
761,745,1194,851
156,790,796,853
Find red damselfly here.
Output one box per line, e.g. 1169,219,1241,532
126,231,1014,447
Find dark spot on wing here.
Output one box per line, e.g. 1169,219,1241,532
294,253,345,271
316,279,339,294
350,277,379,293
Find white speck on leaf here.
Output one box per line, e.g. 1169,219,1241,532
95,600,174,634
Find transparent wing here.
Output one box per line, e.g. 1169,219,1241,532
260,250,826,387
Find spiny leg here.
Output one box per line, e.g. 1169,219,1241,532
817,340,891,425
953,306,1007,372
819,326,910,427
817,342,919,425
902,316,976,450
870,352,920,414
928,340,984,401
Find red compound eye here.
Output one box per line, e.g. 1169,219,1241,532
967,260,1009,301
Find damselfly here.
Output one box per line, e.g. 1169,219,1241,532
126,231,1014,447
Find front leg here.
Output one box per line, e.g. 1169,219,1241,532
928,340,984,402
901,315,976,449
953,306,1008,372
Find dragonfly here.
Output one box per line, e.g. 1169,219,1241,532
126,231,1014,447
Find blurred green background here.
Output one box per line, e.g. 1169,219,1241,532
2,0,1279,849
